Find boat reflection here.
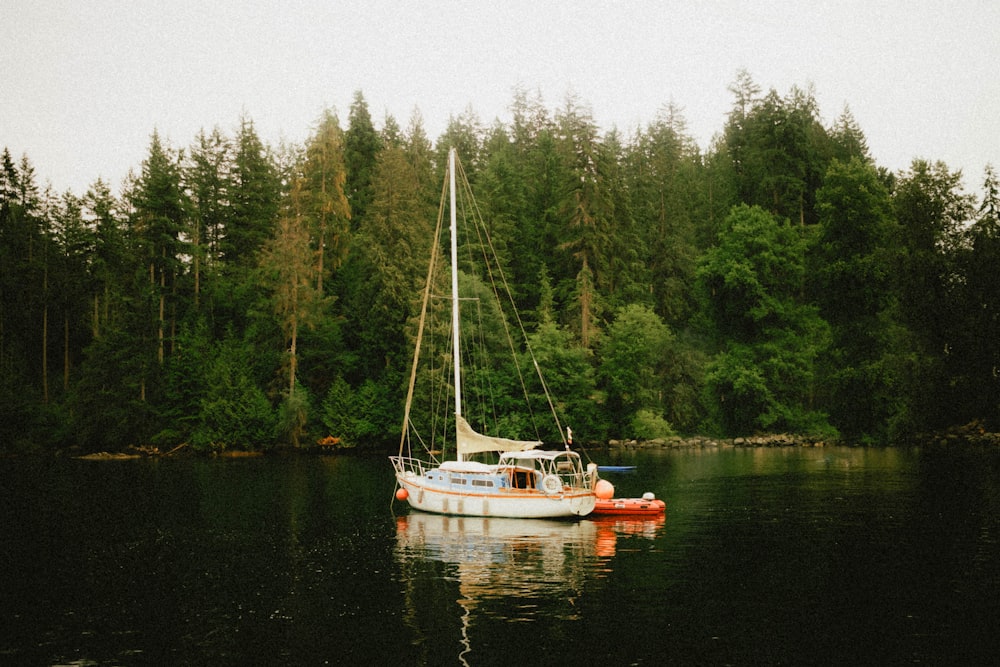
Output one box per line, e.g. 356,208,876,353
586,513,667,557
394,513,605,665
395,512,599,600
393,511,667,663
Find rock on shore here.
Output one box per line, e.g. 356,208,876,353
607,420,1000,449
607,433,829,449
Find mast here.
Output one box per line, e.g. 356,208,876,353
449,148,464,461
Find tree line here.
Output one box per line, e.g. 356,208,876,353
2,73,998,453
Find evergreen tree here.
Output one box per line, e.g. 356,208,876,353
132,130,187,368
829,104,871,164
505,91,561,317
723,69,762,200
598,128,644,311
344,91,381,228
216,117,281,339
473,123,526,306
811,157,900,441
953,165,1000,427
437,106,485,181
892,159,975,432
343,124,435,389
191,333,277,451
0,154,48,410
302,108,351,294
627,104,701,323
723,75,833,226
83,178,126,339
404,109,437,198
554,94,612,348
260,177,325,404
50,189,94,396
185,127,231,308
226,116,280,267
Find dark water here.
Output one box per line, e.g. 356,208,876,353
2,446,998,666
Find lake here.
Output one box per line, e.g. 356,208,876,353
2,445,998,665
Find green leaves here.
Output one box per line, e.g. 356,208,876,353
5,82,1000,452
699,205,831,436
194,347,276,452
811,158,899,440
600,304,674,416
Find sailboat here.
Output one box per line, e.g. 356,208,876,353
390,148,612,518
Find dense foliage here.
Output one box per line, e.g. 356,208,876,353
2,75,997,452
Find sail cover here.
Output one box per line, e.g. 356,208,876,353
456,415,541,455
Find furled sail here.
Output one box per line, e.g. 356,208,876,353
456,415,541,455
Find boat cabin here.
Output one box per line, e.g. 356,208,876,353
431,450,595,494
498,450,593,491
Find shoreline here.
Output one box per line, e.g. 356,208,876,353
6,421,997,459
606,421,1000,450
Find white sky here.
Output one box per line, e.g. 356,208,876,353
2,0,998,197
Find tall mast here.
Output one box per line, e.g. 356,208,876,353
449,148,463,460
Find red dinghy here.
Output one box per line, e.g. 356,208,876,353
592,492,665,516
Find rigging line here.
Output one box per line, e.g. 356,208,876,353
406,420,439,465
429,284,455,459
454,156,565,445
454,158,538,438
398,167,449,456
452,164,502,438
462,163,548,442
455,192,499,437
478,298,503,437
469,295,502,438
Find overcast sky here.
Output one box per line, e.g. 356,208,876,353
3,0,998,197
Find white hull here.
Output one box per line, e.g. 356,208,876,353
398,477,596,519
396,473,596,518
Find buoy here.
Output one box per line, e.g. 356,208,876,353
542,474,562,494
395,487,409,501
595,479,615,500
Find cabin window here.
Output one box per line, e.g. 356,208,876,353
472,479,494,488
510,469,534,489
450,476,467,485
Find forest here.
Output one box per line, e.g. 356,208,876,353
2,73,998,454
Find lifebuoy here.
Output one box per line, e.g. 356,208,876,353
542,474,562,495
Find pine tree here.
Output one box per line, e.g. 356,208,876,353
186,127,231,308
344,91,381,228
83,178,125,339
554,94,612,348
302,109,351,294
892,159,975,432
260,176,325,403
133,130,187,367
953,165,1000,427
627,104,700,323
811,157,899,441
829,104,871,164
227,116,280,267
